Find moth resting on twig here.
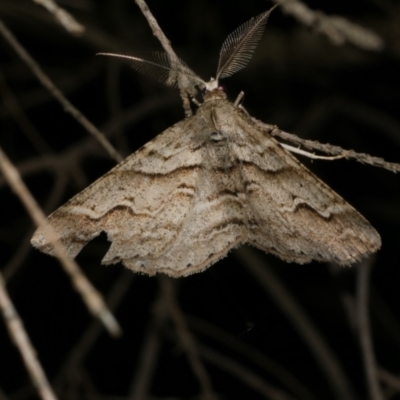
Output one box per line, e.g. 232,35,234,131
31,7,381,277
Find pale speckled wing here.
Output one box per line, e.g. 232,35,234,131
211,101,381,265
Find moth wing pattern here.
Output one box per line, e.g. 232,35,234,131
226,105,381,265
31,110,246,277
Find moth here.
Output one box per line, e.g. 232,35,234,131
31,8,381,277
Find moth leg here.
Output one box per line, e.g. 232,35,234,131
191,97,202,107
234,91,245,107
281,143,350,161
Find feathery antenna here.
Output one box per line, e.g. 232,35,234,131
215,5,277,81
97,52,205,89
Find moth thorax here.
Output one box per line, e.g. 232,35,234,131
203,88,227,102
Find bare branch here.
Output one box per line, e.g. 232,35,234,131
198,343,297,400
187,315,318,400
54,271,134,390
31,0,84,35
0,68,51,154
159,276,217,400
0,147,122,337
356,258,384,400
134,0,195,116
250,117,400,173
0,19,122,163
237,247,356,400
378,368,400,393
0,271,58,400
273,0,384,51
129,292,164,400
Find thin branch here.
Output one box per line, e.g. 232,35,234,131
187,315,318,400
31,0,85,35
273,0,384,51
134,0,194,116
250,117,400,173
236,247,356,400
159,276,217,400
128,293,165,400
54,271,134,390
356,258,384,400
0,68,51,154
378,368,400,393
0,19,122,163
128,323,161,400
0,271,58,400
197,343,297,400
3,171,68,281
0,147,122,337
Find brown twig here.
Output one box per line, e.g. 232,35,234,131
0,19,122,163
159,276,217,400
31,0,84,35
134,0,194,116
251,118,400,173
54,271,134,390
0,68,51,154
236,247,356,400
0,146,121,337
3,171,68,281
0,271,58,400
378,368,400,393
197,343,297,400
187,315,318,400
356,258,384,400
273,0,384,51
128,293,165,400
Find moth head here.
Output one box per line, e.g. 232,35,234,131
204,78,219,92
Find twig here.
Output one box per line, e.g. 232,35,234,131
0,19,122,163
186,315,318,400
236,247,356,400
128,293,165,400
134,0,194,116
128,323,161,400
4,171,68,281
0,146,121,337
0,271,58,400
356,258,384,400
273,0,384,51
159,276,217,400
54,270,134,390
251,117,400,173
0,68,51,154
31,0,85,35
378,368,400,393
197,343,297,400
0,387,10,400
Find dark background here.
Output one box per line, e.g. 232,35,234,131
1,0,400,399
